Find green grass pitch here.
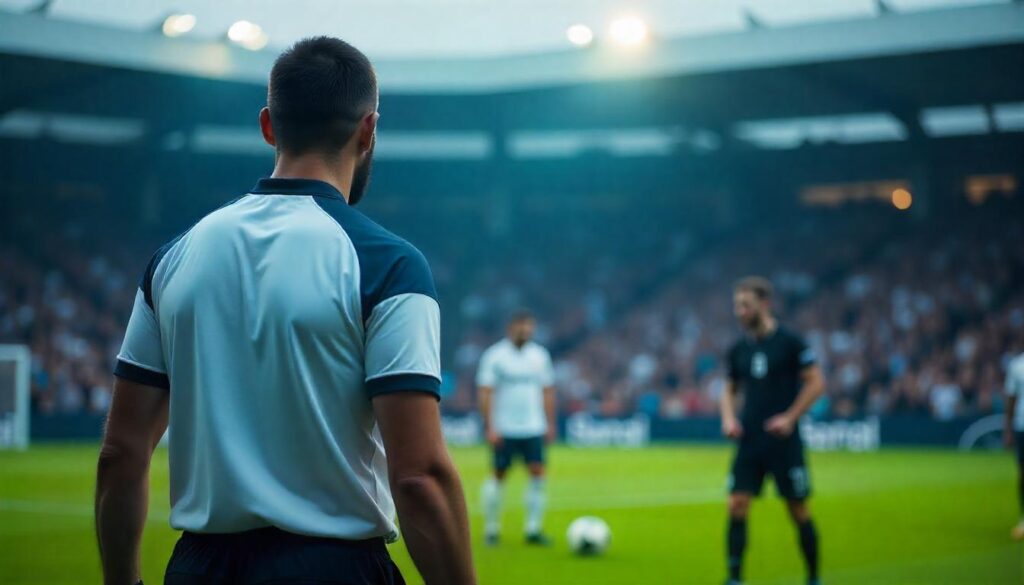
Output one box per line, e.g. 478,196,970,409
1,444,1020,584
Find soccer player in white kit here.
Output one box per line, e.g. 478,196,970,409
1004,351,1024,540
477,311,556,546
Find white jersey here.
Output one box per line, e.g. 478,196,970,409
115,178,441,540
1007,353,1024,432
476,339,554,438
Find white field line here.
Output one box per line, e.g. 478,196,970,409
0,469,1000,521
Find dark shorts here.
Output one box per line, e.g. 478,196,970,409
493,435,546,472
1017,432,1024,467
164,527,405,585
729,435,811,501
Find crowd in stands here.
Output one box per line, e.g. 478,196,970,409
2,196,1022,423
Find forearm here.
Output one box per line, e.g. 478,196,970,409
785,379,824,420
720,387,737,421
544,387,556,430
478,388,493,432
392,460,475,585
95,447,150,585
1007,397,1018,433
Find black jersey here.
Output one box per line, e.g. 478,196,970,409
726,326,816,436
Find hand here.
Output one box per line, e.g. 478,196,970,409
722,417,743,440
486,429,503,447
1005,428,1016,451
764,413,796,437
545,428,557,445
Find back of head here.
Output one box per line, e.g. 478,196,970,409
268,36,378,158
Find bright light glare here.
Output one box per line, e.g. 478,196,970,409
162,14,196,37
228,20,268,51
566,24,594,47
609,16,648,48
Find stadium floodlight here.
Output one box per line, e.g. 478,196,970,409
162,13,196,37
227,20,268,51
892,188,912,210
608,16,648,48
566,24,594,47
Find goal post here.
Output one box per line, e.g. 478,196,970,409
0,344,31,450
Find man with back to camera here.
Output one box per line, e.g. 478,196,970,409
720,277,825,585
1003,349,1024,540
94,37,476,585
477,310,557,546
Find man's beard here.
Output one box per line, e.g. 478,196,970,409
348,142,374,206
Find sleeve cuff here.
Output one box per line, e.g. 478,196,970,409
114,359,170,390
366,373,440,400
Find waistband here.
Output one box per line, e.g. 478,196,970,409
182,526,388,554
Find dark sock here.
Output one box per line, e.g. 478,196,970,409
727,518,747,581
797,519,819,581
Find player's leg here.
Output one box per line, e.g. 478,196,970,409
482,439,512,545
784,499,819,585
773,444,818,585
726,444,763,585
524,435,550,545
1014,431,1024,540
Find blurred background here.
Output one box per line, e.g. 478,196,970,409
2,1,1024,583
2,0,1021,443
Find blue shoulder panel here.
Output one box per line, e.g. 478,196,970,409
313,197,437,322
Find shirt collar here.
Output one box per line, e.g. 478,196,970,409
251,177,345,200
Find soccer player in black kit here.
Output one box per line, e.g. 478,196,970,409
720,277,825,585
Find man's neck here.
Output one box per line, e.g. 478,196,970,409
749,316,777,339
271,155,353,203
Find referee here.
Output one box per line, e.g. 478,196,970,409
95,37,475,585
720,277,824,585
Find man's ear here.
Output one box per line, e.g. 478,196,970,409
357,112,379,154
259,107,276,147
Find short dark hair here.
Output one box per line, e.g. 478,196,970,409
509,309,535,324
268,36,377,156
734,276,773,301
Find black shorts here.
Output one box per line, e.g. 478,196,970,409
1017,432,1024,467
164,527,405,585
493,435,546,472
729,435,811,501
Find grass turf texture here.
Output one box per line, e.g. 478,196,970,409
0,444,1020,584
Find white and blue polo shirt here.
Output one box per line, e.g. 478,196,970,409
114,177,441,540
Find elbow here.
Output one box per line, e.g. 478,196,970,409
390,460,455,501
96,440,149,480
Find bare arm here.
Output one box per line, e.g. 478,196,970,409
1006,394,1018,450
95,378,169,585
765,365,825,437
478,385,500,446
543,386,557,443
720,379,743,439
374,393,476,585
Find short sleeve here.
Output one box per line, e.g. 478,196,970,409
539,349,555,387
114,288,169,389
794,334,817,368
476,348,498,388
364,292,441,399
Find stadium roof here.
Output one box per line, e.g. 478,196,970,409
0,0,1021,181
0,1,1022,92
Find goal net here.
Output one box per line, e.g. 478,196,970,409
0,345,30,450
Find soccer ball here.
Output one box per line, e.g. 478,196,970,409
566,516,611,556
